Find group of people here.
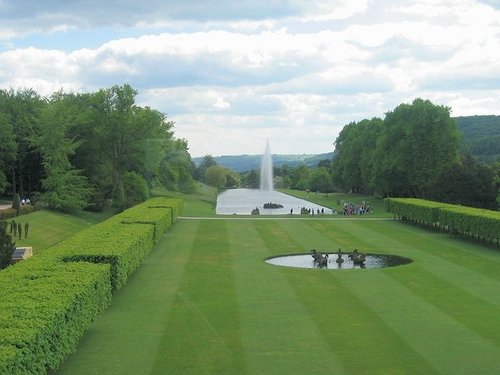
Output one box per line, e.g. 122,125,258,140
297,207,325,215
341,201,371,216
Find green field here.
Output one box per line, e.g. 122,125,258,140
53,194,500,374
5,209,103,254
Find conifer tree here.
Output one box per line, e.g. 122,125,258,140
0,221,15,269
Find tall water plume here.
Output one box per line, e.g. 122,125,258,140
260,140,274,191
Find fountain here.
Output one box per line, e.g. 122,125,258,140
215,141,333,215
260,140,274,191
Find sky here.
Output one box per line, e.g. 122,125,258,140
1,0,500,157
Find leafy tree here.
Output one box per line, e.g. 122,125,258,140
195,155,217,181
1,89,45,197
32,92,92,211
0,220,15,270
76,84,175,208
225,172,241,188
290,165,310,190
308,167,332,192
372,99,461,197
0,110,17,194
205,165,228,190
123,171,149,209
159,139,195,193
429,154,498,209
245,169,259,189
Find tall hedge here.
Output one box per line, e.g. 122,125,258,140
0,197,183,373
386,198,500,245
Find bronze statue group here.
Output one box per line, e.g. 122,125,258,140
310,248,367,268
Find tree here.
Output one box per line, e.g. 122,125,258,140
159,139,195,193
1,89,45,197
429,154,498,209
0,220,15,270
92,85,175,208
372,99,461,197
205,165,228,190
308,167,332,192
32,92,92,211
12,193,21,215
290,165,310,190
195,155,217,182
245,169,259,189
123,171,149,209
332,118,383,193
0,109,17,194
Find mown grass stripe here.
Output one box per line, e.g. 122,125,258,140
227,220,345,375
349,221,500,308
387,266,500,344
153,220,245,375
55,220,199,375
252,220,437,374
339,270,500,374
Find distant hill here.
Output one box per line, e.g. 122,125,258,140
454,115,500,163
193,152,335,172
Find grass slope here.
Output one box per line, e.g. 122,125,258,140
5,210,100,254
55,214,500,374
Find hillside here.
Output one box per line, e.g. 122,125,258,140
193,152,335,172
454,115,500,163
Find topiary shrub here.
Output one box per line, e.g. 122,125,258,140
11,194,20,216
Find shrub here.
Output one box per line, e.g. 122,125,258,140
123,172,149,209
0,197,183,373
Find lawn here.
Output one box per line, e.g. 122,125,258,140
53,201,500,374
5,209,103,254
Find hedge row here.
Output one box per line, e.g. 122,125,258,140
385,198,500,245
0,205,36,220
0,197,183,374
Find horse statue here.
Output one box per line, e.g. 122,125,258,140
310,249,329,267
348,249,367,266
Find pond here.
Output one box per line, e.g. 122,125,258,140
216,189,333,215
265,252,412,270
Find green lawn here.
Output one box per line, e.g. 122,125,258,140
6,209,101,254
54,208,500,374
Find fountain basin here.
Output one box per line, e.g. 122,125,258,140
265,252,412,269
216,189,333,215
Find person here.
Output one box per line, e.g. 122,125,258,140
290,208,293,215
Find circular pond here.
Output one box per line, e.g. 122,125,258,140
265,252,412,270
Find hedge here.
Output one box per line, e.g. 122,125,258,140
385,198,500,246
0,197,183,374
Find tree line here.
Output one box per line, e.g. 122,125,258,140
332,98,499,209
0,85,194,212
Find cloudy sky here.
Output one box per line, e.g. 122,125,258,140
1,0,499,157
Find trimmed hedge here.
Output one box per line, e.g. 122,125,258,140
0,197,183,373
386,198,500,246
0,205,36,220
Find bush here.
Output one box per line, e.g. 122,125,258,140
11,194,20,216
0,197,183,373
123,172,149,209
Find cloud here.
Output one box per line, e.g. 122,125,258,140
0,0,500,157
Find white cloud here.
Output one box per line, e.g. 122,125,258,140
0,0,500,156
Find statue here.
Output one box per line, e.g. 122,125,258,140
336,248,344,268
310,249,329,268
348,249,366,267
